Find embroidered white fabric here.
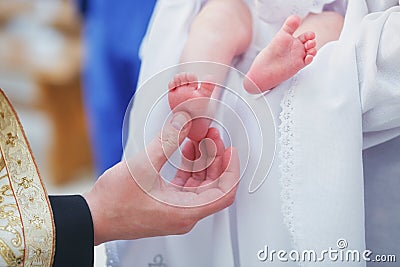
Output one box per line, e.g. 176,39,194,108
278,77,298,260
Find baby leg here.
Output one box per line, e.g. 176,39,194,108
168,73,215,141
244,15,317,93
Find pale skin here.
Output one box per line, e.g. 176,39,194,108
83,111,240,245
168,0,344,141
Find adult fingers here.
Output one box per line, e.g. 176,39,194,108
191,147,240,219
145,112,192,172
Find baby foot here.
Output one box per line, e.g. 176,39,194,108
172,127,225,190
244,15,317,93
168,72,215,141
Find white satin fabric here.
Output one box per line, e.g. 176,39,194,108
106,0,400,266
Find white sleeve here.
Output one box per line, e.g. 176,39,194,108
323,0,348,16
356,6,400,148
365,0,398,12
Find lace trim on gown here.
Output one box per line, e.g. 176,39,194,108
278,77,305,266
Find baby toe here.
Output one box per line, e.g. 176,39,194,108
304,54,314,65
307,48,317,57
185,72,198,83
299,31,316,43
305,40,316,50
168,80,177,90
199,82,215,97
282,15,302,35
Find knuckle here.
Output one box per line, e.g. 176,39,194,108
160,131,178,150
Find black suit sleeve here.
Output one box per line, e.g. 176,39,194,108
49,195,94,267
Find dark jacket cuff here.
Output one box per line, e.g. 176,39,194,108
49,195,94,267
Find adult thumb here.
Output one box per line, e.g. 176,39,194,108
146,111,192,172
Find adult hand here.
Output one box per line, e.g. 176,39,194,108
83,111,239,245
